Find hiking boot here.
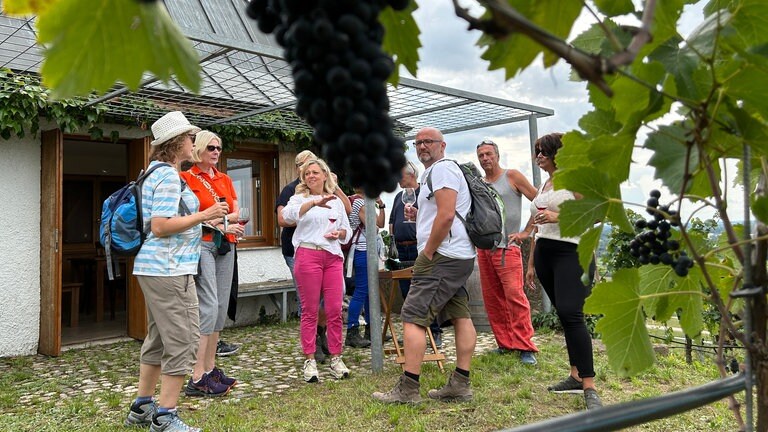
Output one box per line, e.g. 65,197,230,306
427,371,473,402
432,332,443,349
184,373,230,397
547,376,584,393
150,411,200,432
208,367,237,388
584,388,603,410
364,325,392,343
303,359,319,383
520,351,537,365
125,398,157,427
216,340,240,357
345,326,371,348
317,325,330,355
314,333,327,364
372,375,422,404
329,356,350,380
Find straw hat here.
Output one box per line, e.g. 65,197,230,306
150,111,201,146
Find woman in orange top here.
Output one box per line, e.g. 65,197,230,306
179,131,244,396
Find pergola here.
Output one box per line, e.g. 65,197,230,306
0,0,553,141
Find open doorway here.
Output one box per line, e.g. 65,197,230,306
61,139,128,345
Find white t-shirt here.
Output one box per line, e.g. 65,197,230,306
417,159,475,260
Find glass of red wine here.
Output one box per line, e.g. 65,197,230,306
237,207,250,240
325,208,340,238
534,197,548,230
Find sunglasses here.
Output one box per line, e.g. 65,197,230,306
206,145,222,152
477,139,498,149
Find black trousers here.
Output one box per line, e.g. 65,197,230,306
534,238,595,378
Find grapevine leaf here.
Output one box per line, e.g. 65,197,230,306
584,268,654,376
639,265,704,338
753,195,768,224
380,1,421,84
555,132,592,169
592,0,634,17
556,166,632,236
729,105,768,157
726,64,768,122
723,0,768,49
577,225,603,275
578,109,622,137
36,0,200,98
649,0,687,53
612,61,665,125
2,0,58,15
532,0,582,67
645,124,714,197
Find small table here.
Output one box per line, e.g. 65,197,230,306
379,267,445,372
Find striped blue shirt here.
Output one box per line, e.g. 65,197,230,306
133,161,201,276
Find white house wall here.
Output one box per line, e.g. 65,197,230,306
0,134,41,357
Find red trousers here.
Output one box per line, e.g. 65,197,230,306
477,247,538,352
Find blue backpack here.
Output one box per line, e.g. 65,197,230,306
99,163,188,280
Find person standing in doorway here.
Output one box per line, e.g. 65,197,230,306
373,127,476,403
475,139,539,364
389,161,444,347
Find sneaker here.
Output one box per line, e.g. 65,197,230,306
216,340,240,357
125,399,157,427
184,373,230,397
303,359,319,383
150,411,200,432
427,371,473,402
547,376,584,393
520,351,537,365
372,375,422,404
584,388,603,410
208,367,237,388
329,356,350,380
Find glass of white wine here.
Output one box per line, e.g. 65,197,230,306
401,188,416,223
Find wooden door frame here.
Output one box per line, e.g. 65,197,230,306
39,129,63,356
126,137,150,340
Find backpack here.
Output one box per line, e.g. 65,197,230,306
99,163,189,280
425,159,505,250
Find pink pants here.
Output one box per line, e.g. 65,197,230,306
477,247,538,352
293,247,344,356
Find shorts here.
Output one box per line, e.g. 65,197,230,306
400,252,474,328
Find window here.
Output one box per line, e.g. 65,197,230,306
221,149,278,247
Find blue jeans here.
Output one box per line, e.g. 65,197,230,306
284,255,299,316
347,249,370,329
396,243,442,336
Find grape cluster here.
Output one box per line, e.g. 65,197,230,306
246,0,408,197
629,190,693,277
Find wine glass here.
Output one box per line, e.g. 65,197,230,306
533,196,548,229
401,188,417,223
325,208,340,238
237,207,250,240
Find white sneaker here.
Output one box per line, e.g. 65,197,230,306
303,359,319,383
329,356,350,380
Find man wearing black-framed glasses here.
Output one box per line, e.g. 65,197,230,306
476,139,539,365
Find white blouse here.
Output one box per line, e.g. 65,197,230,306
531,184,580,245
282,193,352,257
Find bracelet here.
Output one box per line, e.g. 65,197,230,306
377,204,385,209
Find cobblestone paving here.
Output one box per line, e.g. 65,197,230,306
1,320,500,412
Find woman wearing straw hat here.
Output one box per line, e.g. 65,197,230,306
124,112,228,432
180,130,244,397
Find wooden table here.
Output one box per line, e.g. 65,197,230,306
69,256,126,322
379,267,445,372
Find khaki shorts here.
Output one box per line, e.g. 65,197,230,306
137,275,200,376
400,252,474,328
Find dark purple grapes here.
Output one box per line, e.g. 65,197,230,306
246,0,406,196
632,190,692,276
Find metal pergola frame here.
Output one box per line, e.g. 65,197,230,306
0,2,553,142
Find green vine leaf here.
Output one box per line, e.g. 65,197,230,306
577,225,603,274
584,268,655,376
638,265,704,338
36,0,201,99
592,0,634,17
645,123,716,197
556,166,632,236
380,1,421,84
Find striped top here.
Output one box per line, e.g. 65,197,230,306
133,161,202,276
349,197,368,251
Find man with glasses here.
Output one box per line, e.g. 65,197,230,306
389,161,444,347
475,139,540,365
276,150,351,363
374,127,477,403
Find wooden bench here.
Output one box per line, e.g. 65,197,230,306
237,280,295,322
62,282,82,327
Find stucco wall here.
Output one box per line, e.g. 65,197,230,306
0,135,41,356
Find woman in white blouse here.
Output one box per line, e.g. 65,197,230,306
282,158,352,383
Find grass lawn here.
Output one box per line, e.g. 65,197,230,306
0,323,741,431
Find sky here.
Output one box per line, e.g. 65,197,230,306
379,0,749,228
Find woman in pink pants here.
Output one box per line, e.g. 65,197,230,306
282,158,352,383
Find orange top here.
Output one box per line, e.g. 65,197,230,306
180,165,238,243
